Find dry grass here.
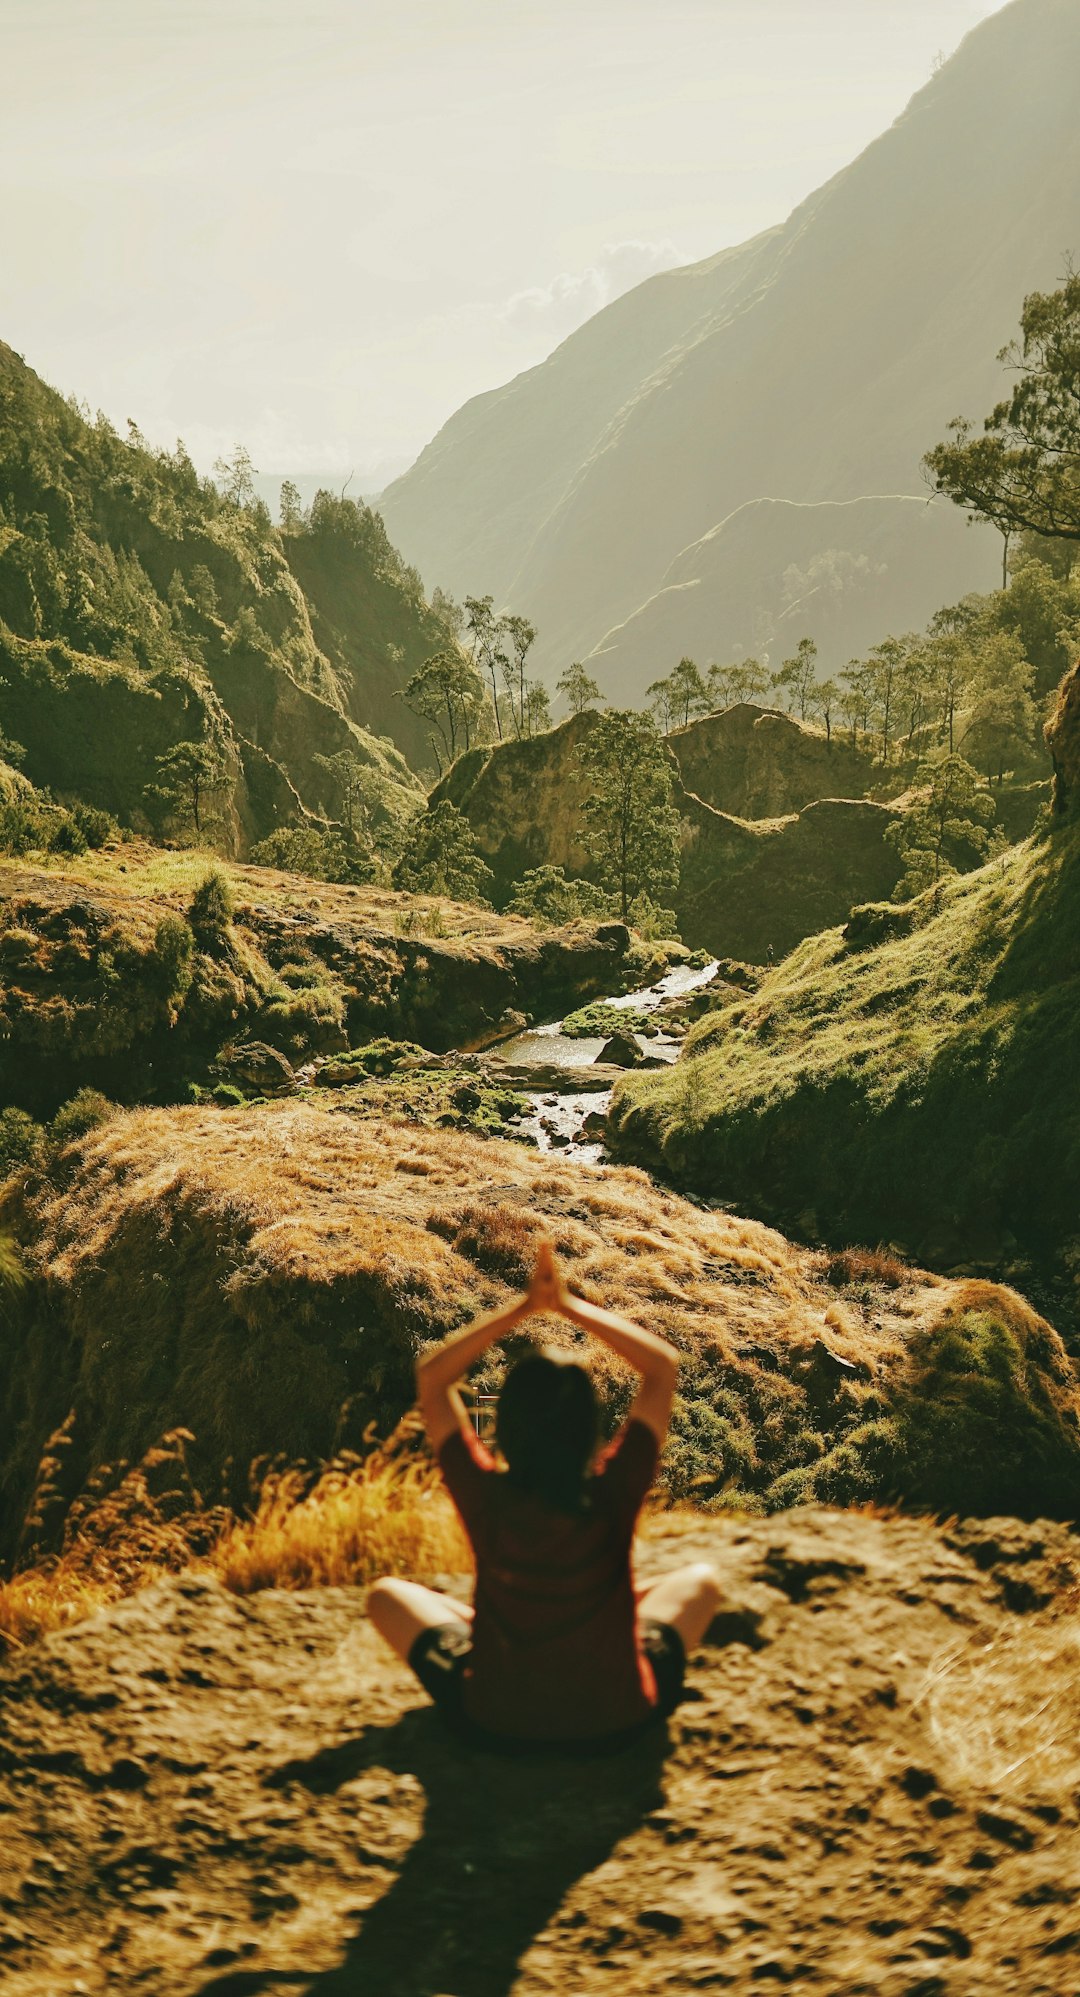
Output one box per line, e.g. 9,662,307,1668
0,845,544,946
3,1106,1076,1634
0,1418,470,1652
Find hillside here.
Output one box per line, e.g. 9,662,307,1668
610,663,1080,1302
3,1102,1078,1564
3,1506,1078,1996
0,343,447,850
381,0,1080,696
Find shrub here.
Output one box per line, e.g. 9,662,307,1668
189,867,235,943
149,913,195,1002
890,1300,1080,1518
506,866,609,926
250,824,365,884
49,1089,115,1150
0,1107,45,1178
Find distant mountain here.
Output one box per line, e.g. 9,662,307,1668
381,0,1080,700
0,345,451,849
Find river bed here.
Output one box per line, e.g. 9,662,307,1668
498,957,719,1161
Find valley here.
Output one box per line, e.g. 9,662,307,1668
1,4,1079,1987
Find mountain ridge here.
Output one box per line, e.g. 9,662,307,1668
381,0,1079,697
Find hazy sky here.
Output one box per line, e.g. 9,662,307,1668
0,0,1011,484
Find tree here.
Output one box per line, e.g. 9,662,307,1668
990,554,1080,700
864,636,907,762
957,631,1037,784
464,594,507,740
924,270,1080,574
708,657,770,708
503,613,537,739
250,824,357,883
647,657,708,732
556,662,604,715
279,479,303,530
391,800,494,905
770,637,818,721
524,679,552,737
146,740,230,841
808,678,839,744
885,756,1000,898
431,587,466,646
399,651,487,770
213,444,257,509
577,711,682,922
505,866,609,926
839,658,877,748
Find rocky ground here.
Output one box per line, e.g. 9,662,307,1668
1,1507,1078,1996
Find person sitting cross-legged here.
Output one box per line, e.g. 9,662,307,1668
367,1241,721,1752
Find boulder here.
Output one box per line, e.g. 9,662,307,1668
215,1040,297,1096
597,1030,644,1068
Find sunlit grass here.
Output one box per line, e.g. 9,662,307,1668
0,1420,469,1652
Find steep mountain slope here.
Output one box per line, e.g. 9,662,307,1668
381,0,1080,696
0,344,441,848
610,661,1080,1297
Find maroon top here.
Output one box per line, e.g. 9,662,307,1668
437,1417,660,1741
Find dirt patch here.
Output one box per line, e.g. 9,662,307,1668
1,1507,1077,1994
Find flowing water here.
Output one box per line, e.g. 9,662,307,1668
497,957,719,1161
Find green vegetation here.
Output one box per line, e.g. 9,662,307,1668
505,865,609,926
577,710,681,922
392,799,494,904
0,341,430,854
885,755,1002,897
555,663,603,716
611,806,1080,1290
560,1000,657,1040
315,1057,530,1140
926,270,1080,580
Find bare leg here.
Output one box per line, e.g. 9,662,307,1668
636,1561,722,1655
367,1577,473,1664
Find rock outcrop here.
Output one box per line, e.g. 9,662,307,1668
1,1506,1077,1995
433,707,907,959
0,851,632,1110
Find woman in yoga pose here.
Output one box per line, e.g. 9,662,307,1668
368,1242,720,1750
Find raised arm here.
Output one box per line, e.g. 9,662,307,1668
416,1290,533,1452
530,1243,679,1444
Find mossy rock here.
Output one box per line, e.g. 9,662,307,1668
561,1001,657,1040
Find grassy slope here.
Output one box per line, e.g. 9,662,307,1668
611,817,1080,1295
2,1104,1078,1562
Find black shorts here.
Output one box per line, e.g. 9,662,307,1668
406,1617,686,1756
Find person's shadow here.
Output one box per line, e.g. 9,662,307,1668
202,1705,670,1997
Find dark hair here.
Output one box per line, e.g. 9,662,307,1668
494,1347,600,1516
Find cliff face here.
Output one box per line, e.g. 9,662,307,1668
670,704,876,818
382,0,1080,694
0,343,431,850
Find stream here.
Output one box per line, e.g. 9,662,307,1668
494,957,720,1162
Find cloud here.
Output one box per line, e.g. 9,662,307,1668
499,238,685,342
